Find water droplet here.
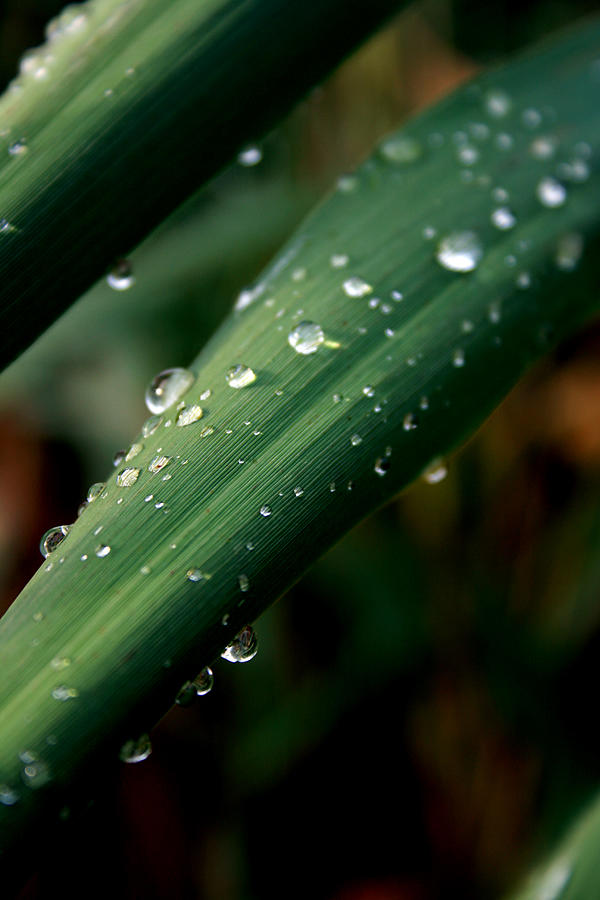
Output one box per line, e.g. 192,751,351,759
374,457,391,476
148,455,171,474
343,276,372,298
95,544,111,558
117,467,140,487
186,568,206,582
557,157,590,183
20,753,50,789
452,348,465,367
238,145,262,166
495,133,514,151
287,321,325,355
221,625,258,663
379,134,422,164
50,656,71,671
436,231,483,272
51,685,79,701
0,784,19,806
330,253,349,268
422,458,448,484
337,174,358,193
419,396,429,410
362,385,375,397
194,666,214,696
259,505,272,517
293,486,304,497
226,365,257,389
176,404,203,427
456,145,479,166
40,525,70,558
145,368,195,414
175,681,197,707
422,226,436,240
403,413,418,431
350,434,362,447
125,443,143,461
484,89,511,118
491,207,516,230
522,107,542,129
113,449,126,467
516,272,531,289
8,139,27,157
238,574,250,592
142,415,163,438
555,232,583,271
107,258,135,290
536,176,566,208
120,734,152,764
384,327,395,338
529,136,557,160
235,282,264,311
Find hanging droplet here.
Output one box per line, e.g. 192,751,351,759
86,483,105,503
343,277,372,298
145,368,195,414
107,259,135,291
119,734,152,764
288,321,325,355
221,625,258,663
193,666,214,696
436,231,483,272
40,525,70,558
422,458,448,484
95,544,111,558
536,176,566,208
226,365,257,389
176,405,203,427
142,415,163,437
117,467,140,487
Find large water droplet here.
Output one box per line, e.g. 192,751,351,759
288,321,325,355
343,276,372,298
107,259,135,291
117,467,140,487
120,734,152,764
221,625,258,663
536,176,566,208
226,365,257,389
145,368,195,414
40,525,70,558
436,231,483,272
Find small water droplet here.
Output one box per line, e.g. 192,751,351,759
287,321,325,355
120,734,152,764
112,450,126,467
148,455,171,474
142,415,163,438
379,134,422,164
117,467,140,487
238,574,250,592
536,176,566,208
337,174,358,193
436,231,483,272
330,253,349,268
374,457,391,476
362,385,375,397
259,505,272,517
194,666,214,696
557,157,590,183
384,327,394,338
495,133,514,151
422,458,448,484
186,568,206,583
293,486,304,497
419,396,429,410
140,565,151,575
422,226,436,240
50,656,71,671
516,271,531,289
403,413,418,431
0,784,20,806
125,443,143,461
221,625,258,663
522,107,542,129
329,482,336,492
350,434,362,447
95,544,111,558
51,685,79,701
456,145,479,166
107,259,135,290
20,753,50,789
484,89,511,118
491,207,516,230
343,277,372,298
226,365,257,389
452,348,465,367
8,139,27,157
555,232,583,271
529,136,557,160
391,289,403,301
175,404,203,427
145,368,195,414
40,525,70,558
238,145,262,166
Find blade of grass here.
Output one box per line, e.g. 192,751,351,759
0,0,405,372
0,16,599,875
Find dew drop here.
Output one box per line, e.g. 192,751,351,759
457,145,479,166
95,544,111,558
259,505,272,517
529,136,557,160
221,625,258,663
379,134,422,164
176,404,204,427
117,467,140,487
148,455,171,474
491,207,516,230
0,784,19,806
484,89,512,118
558,157,590,183
343,277,372,298
20,754,50,789
293,486,304,497
288,321,325,355
238,574,250,592
403,413,418,431
8,139,27,157
350,434,362,447
362,385,375,397
107,259,135,291
120,734,152,764
142,415,163,437
422,458,448,484
175,681,196,707
330,253,349,268
145,368,195,414
40,525,70,558
436,231,483,273
51,685,79,701
194,666,214,696
374,457,391,476
226,365,257,389
536,176,566,208
452,348,466,367
238,145,262,166
186,568,206,583
516,272,531,289
112,450,126,467
140,565,151,575
337,174,358,193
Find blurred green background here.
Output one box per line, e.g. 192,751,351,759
2,1,600,898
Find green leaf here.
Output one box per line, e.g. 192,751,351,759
0,0,404,371
1,14,599,873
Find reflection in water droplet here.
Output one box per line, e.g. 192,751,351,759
40,525,70,558
221,625,258,663
107,259,135,290
117,467,140,487
343,277,372,298
120,734,152,764
95,544,111,558
436,231,483,272
145,368,195,414
226,365,257,389
536,176,566,208
288,321,325,355
422,458,448,484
